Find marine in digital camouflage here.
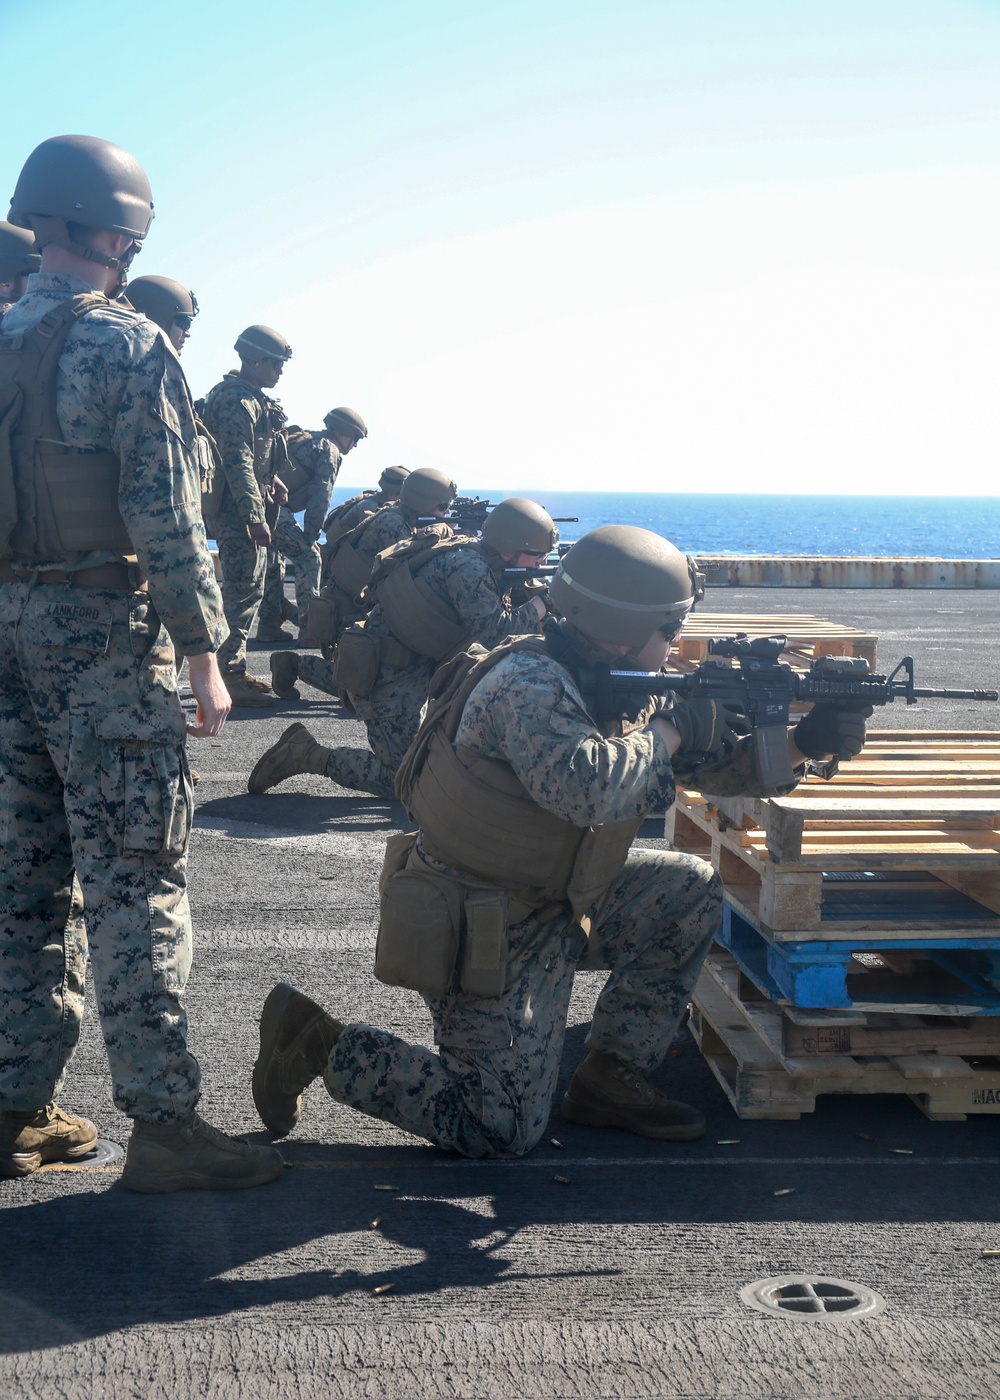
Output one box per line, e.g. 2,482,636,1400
323,644,774,1156
0,271,225,1121
200,370,285,674
260,431,340,627
321,542,543,798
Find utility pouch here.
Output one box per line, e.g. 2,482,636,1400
306,594,338,647
334,626,380,697
460,889,509,997
375,866,463,997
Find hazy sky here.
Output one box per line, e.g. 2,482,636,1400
5,0,1000,494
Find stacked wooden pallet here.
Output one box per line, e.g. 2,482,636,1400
671,731,1000,1121
674,612,878,668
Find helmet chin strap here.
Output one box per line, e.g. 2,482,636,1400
30,216,142,289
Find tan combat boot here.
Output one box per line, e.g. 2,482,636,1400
0,1103,99,1177
253,983,344,1136
247,723,331,793
270,651,300,699
561,1050,706,1141
120,1110,285,1193
225,672,277,707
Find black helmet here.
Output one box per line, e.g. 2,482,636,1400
0,220,40,281
549,526,696,648
127,275,198,332
323,406,367,439
235,325,292,363
9,134,154,270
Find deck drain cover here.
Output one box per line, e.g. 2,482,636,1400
39,1138,124,1172
741,1275,886,1322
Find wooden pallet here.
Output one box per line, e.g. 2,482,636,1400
690,951,1000,1120
719,901,1000,1012
675,612,878,668
667,735,1000,933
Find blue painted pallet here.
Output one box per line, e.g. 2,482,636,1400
719,901,1000,1012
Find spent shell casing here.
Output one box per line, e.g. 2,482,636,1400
889,1148,914,1155
858,1133,874,1141
772,1188,796,1197
716,1139,740,1145
982,1249,1000,1257
370,1218,381,1230
549,1138,564,1148
372,1283,394,1295
374,1184,400,1191
553,1174,571,1185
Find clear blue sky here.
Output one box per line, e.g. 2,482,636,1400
5,0,1000,494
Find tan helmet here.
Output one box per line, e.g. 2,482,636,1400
235,325,292,363
127,275,198,332
399,467,458,515
9,134,154,270
481,497,558,558
378,465,409,490
323,406,367,439
0,221,40,281
549,525,696,647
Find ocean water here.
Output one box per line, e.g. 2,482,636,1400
325,491,1000,558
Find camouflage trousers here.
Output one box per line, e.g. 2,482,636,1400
325,848,723,1157
212,518,267,675
0,580,200,1122
323,662,431,799
259,511,323,626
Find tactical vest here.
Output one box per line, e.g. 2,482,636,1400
326,503,416,605
282,428,329,513
396,636,643,920
368,530,483,664
322,490,379,546
0,294,132,561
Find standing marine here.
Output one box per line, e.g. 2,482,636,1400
249,524,870,1157
0,220,40,315
248,496,556,800
200,324,293,705
0,133,282,1191
256,406,367,643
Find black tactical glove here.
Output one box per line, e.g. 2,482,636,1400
793,703,873,761
667,697,750,760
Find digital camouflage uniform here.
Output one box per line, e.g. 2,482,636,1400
200,371,285,676
260,431,341,628
0,272,226,1122
297,501,415,698
324,646,773,1157
321,543,541,799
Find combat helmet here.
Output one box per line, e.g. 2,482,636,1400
235,325,292,363
549,525,697,648
378,465,409,490
127,275,198,332
0,221,40,281
481,497,558,558
9,134,154,270
323,407,367,440
399,467,457,515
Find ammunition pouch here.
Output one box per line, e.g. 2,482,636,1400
333,626,381,697
375,835,509,998
327,536,374,604
306,594,339,647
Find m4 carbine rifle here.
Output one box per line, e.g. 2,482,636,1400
417,496,579,536
579,633,999,791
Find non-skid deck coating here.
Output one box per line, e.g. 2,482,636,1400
3,587,1000,1400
